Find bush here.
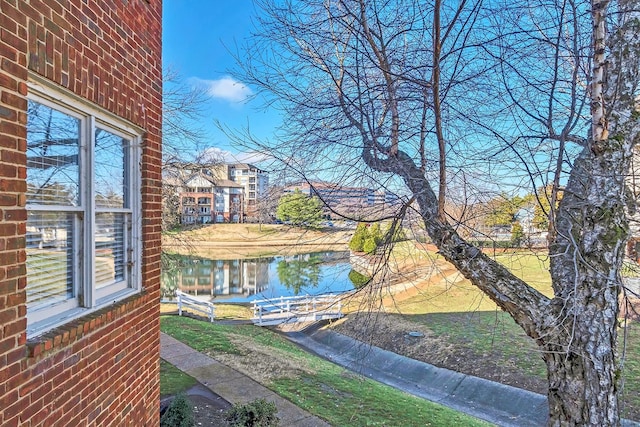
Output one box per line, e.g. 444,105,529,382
349,223,369,252
369,223,383,245
387,223,407,242
510,222,525,247
363,237,378,255
225,398,280,427
160,393,194,427
348,269,371,288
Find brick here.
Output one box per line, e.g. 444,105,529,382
3,317,25,337
0,134,17,149
0,308,17,324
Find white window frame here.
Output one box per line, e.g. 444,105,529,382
26,76,143,337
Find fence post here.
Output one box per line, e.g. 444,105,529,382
177,291,183,317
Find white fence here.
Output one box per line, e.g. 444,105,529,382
252,294,343,326
173,290,215,322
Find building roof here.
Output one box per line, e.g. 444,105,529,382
228,162,266,172
182,172,244,189
215,178,244,188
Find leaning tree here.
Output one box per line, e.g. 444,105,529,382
235,0,640,425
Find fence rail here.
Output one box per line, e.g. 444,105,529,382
252,294,343,326
166,290,215,322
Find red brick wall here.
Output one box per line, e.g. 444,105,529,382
0,0,162,425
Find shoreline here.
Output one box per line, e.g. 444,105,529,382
163,242,351,260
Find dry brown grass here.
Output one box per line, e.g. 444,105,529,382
163,224,352,259
210,335,317,384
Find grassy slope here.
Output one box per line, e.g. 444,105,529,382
160,228,639,420
355,246,639,420
160,316,491,427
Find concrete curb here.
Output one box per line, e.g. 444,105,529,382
282,324,640,427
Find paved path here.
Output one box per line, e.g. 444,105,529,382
160,332,331,427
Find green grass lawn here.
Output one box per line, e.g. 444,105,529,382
160,359,197,397
379,248,639,420
620,322,640,419
160,316,491,427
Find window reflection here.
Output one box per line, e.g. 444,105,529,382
26,101,80,206
95,128,127,209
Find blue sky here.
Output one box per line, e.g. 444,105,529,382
163,1,278,163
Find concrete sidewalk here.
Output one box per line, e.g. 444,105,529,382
160,332,331,427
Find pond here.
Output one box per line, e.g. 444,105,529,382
161,251,360,303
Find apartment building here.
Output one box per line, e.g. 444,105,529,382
179,172,244,224
284,181,400,208
223,163,268,215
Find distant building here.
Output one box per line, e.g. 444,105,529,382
283,181,400,208
226,163,269,215
206,163,269,217
178,172,244,224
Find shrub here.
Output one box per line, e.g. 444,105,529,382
349,223,369,252
363,237,378,255
510,222,525,247
387,223,407,242
160,393,194,427
348,269,371,288
225,398,280,427
369,223,383,245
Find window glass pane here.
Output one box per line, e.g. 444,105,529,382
26,101,80,206
26,211,76,309
95,128,128,208
95,213,127,289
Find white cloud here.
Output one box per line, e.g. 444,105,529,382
194,76,253,103
198,147,227,163
200,147,273,165
228,150,273,164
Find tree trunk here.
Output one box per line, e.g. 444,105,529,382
364,144,627,426
543,296,620,426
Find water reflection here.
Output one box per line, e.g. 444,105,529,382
162,251,354,303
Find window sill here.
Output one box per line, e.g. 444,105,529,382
26,290,150,359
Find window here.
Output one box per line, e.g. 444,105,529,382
25,81,142,336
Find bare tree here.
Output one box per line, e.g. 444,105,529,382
234,0,640,424
162,68,225,230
